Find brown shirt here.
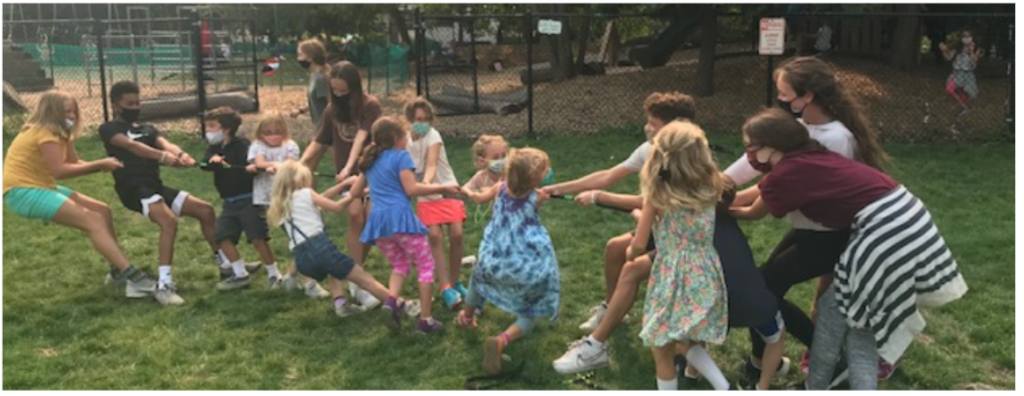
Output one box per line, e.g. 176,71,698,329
313,95,382,172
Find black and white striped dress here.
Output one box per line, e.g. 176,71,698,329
834,185,968,364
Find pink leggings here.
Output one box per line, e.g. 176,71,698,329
376,234,435,283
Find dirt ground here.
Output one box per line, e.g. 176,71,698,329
20,47,1009,143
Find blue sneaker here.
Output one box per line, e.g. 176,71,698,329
441,287,463,310
453,281,469,298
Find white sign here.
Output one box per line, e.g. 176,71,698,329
759,18,786,56
538,19,563,35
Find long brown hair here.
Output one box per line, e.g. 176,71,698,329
358,116,406,172
298,38,328,68
743,108,825,153
775,57,890,170
328,61,365,127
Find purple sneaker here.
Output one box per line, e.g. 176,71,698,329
416,317,444,334
382,297,404,331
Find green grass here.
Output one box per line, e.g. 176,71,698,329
2,120,1014,390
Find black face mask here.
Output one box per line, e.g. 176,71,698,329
120,107,141,123
298,60,312,70
776,97,803,118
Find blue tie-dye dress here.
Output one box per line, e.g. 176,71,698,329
470,184,560,321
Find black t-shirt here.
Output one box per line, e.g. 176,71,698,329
201,137,254,199
99,120,162,187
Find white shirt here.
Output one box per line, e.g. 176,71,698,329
723,119,856,230
620,141,651,173
406,127,459,201
281,188,324,250
248,140,301,206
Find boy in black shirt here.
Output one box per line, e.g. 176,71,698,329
200,107,277,291
99,81,219,306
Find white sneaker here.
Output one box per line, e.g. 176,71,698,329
335,300,364,318
403,299,422,318
349,283,381,310
155,282,185,306
461,255,477,267
553,337,610,374
578,303,607,332
125,274,157,298
304,281,330,299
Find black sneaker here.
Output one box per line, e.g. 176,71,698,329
219,266,233,281
741,357,791,387
675,354,699,388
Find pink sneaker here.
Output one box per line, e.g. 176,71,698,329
799,349,810,376
878,358,900,381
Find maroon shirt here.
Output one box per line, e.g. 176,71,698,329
759,149,897,229
314,95,382,172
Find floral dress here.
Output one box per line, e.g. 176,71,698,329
640,205,728,347
470,184,560,321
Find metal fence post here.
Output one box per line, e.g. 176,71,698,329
46,35,54,81
1007,21,1014,140
470,18,480,113
251,20,260,112
95,18,109,122
525,11,534,139
192,10,207,134
415,8,422,96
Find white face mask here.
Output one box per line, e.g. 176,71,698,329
65,118,75,129
962,36,973,45
205,130,225,145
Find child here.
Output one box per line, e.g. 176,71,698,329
463,134,509,193
403,97,467,310
200,107,275,291
348,117,462,333
267,160,398,319
2,90,158,299
246,111,332,298
736,108,967,390
939,30,981,116
456,148,560,376
99,80,221,306
291,38,330,126
626,121,729,391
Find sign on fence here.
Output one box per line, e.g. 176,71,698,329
759,18,786,56
538,19,563,35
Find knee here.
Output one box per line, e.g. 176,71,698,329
427,227,444,244
448,228,463,245
153,213,179,231
198,203,216,223
605,235,630,253
622,261,648,283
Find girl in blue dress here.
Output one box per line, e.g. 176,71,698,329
457,147,560,375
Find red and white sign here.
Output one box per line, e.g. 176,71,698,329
759,18,786,56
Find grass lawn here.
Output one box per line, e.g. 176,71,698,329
1,118,1014,390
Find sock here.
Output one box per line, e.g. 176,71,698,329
656,377,678,391
586,335,604,347
158,265,172,286
217,250,230,268
231,260,248,278
686,345,729,391
441,283,452,291
334,296,347,309
265,263,280,278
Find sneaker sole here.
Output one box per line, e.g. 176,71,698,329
553,359,609,375
483,337,502,375
217,281,251,291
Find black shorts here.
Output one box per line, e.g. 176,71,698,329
115,181,188,217
215,199,270,244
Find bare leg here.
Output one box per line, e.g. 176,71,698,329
603,233,633,302
427,225,449,286
252,239,276,265
147,203,178,266
653,342,679,382
345,265,391,301
448,222,464,284
759,333,786,390
419,281,433,319
592,256,652,342
68,193,119,244
51,199,131,271
219,240,242,262
179,195,218,253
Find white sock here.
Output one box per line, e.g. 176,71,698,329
586,335,604,347
231,260,248,278
265,263,280,278
217,250,230,268
656,377,678,391
158,265,172,285
686,345,729,391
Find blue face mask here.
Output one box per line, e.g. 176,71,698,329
541,168,555,186
488,158,506,174
411,122,431,136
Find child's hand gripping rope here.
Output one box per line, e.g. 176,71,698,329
198,161,337,179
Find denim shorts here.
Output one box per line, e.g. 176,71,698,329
293,233,355,282
4,185,74,221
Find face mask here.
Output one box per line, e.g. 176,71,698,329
746,148,774,173
961,37,973,45
263,135,285,147
775,97,804,118
205,130,225,145
64,118,75,129
488,158,506,174
298,60,312,70
541,168,554,186
411,122,431,136
120,107,141,123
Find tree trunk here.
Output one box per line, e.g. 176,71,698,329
575,13,593,72
545,4,576,82
889,4,922,71
693,7,718,97
388,7,412,46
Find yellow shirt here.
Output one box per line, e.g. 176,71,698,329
3,125,67,193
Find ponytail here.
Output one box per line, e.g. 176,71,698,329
358,117,406,173
357,143,382,173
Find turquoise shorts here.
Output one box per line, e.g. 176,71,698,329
3,185,75,221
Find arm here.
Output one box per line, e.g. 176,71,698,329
575,190,643,210
938,43,955,61
155,136,194,166
300,141,329,170
64,142,80,163
423,142,442,184
733,185,761,207
41,142,120,179
310,190,355,213
461,183,500,204
400,169,457,198
106,133,178,166
338,129,369,180
322,176,359,198
627,198,657,261
729,197,770,220
542,165,633,195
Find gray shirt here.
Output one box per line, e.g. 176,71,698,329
307,72,330,126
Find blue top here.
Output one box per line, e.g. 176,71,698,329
360,149,429,244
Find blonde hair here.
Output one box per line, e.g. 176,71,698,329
640,121,722,212
267,160,313,227
24,90,80,140
253,111,291,143
472,134,508,158
505,147,549,198
403,96,436,123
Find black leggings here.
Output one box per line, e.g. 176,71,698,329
750,228,852,359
